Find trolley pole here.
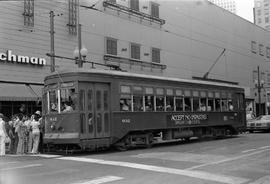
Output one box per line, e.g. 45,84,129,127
50,11,55,72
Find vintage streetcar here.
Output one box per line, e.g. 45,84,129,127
43,68,246,152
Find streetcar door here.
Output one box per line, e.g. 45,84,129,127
80,83,110,139
94,84,110,138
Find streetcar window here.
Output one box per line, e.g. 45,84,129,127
120,94,131,111
175,89,182,96
207,98,214,111
104,90,109,111
145,87,154,94
200,98,207,111
79,90,85,111
48,90,58,113
121,85,131,93
215,99,221,111
166,89,173,96
175,97,184,111
133,95,143,111
166,96,174,111
184,98,192,111
221,99,228,111
88,89,93,111
156,96,165,111
60,88,77,112
228,99,234,111
156,88,164,95
193,98,200,112
96,90,101,111
145,95,154,111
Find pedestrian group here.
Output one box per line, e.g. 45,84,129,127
0,111,43,156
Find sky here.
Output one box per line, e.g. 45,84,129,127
235,0,254,22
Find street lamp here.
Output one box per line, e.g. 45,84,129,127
73,45,88,68
254,65,264,116
73,24,88,68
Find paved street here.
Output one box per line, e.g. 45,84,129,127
1,133,270,184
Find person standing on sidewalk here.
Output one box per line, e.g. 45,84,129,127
0,113,8,156
15,114,25,155
31,114,40,154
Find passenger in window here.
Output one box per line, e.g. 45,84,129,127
50,103,57,112
69,89,77,110
200,103,206,111
156,97,164,111
145,102,153,111
120,99,129,111
228,102,234,111
62,102,73,112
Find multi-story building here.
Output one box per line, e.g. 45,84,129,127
0,0,270,117
254,0,270,31
208,0,237,13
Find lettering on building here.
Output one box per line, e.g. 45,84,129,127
0,50,46,66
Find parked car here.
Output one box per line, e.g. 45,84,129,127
246,115,270,133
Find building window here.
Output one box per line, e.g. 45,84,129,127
251,41,257,54
259,44,264,56
152,48,160,63
258,18,262,23
23,0,34,27
130,0,139,11
266,47,270,58
108,0,116,3
131,43,140,59
266,17,269,23
68,0,78,35
151,2,159,18
106,38,117,55
258,9,261,15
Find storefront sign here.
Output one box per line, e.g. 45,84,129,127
0,50,46,66
167,114,208,126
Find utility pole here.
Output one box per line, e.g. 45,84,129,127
78,24,82,68
257,66,262,116
50,11,55,72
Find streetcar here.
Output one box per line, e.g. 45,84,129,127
43,68,246,151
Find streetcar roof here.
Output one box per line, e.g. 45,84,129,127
49,68,244,89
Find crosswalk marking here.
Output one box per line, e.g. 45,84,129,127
0,164,43,171
132,152,229,163
57,157,249,184
29,154,62,158
72,176,123,184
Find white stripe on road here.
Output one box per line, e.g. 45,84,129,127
0,162,18,165
57,157,248,184
258,146,270,150
29,154,62,158
187,148,270,170
242,146,270,153
242,149,257,153
73,176,123,184
0,164,43,171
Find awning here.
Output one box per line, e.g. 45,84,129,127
0,83,43,101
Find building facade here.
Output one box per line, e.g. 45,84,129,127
254,0,270,31
208,0,237,13
1,0,270,117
